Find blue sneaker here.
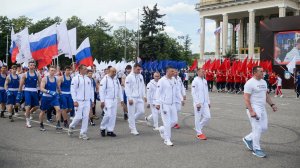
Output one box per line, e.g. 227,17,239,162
252,149,267,158
243,138,253,151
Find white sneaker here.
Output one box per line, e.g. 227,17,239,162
164,140,173,146
274,95,278,98
153,127,160,131
68,127,74,136
70,117,74,120
130,130,139,135
14,113,19,117
79,134,89,140
26,119,31,128
145,117,152,127
280,95,283,98
159,126,164,139
29,115,33,120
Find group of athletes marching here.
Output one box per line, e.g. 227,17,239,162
0,62,278,158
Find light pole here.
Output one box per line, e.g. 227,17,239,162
6,34,8,65
124,12,127,61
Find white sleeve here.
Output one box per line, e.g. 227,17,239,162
118,80,124,102
154,80,163,105
71,76,78,102
191,79,200,104
99,78,106,103
244,81,252,94
146,83,152,104
125,76,132,100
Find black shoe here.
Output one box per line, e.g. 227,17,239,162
0,111,6,118
90,121,96,126
40,123,46,131
124,113,128,120
8,115,12,119
107,132,117,137
100,129,106,137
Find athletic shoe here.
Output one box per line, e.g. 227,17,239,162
8,115,12,120
70,117,74,120
242,138,253,151
107,132,117,137
68,127,74,136
164,140,173,146
90,121,96,126
124,113,128,120
145,117,152,127
47,119,53,123
130,130,139,135
100,129,106,137
26,119,31,128
40,124,46,131
197,134,207,140
29,115,33,120
280,95,283,98
252,149,267,158
79,134,89,140
13,112,19,117
173,124,180,129
153,127,160,131
0,111,6,118
56,125,63,130
159,126,164,139
274,95,278,98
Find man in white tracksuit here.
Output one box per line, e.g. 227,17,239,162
99,67,124,137
191,68,211,140
173,70,186,129
68,64,95,140
125,63,146,135
155,66,181,146
243,66,277,158
145,72,161,130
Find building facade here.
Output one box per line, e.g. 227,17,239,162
195,0,300,60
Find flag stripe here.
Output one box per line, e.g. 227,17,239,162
31,45,58,61
30,34,57,52
76,47,92,63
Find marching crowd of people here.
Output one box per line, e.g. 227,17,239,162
1,61,300,158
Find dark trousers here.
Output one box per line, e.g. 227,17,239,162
297,86,300,98
207,81,213,91
184,80,188,90
235,83,240,93
92,92,97,115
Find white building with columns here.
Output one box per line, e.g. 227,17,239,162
196,0,300,60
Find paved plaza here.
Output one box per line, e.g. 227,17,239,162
0,89,299,168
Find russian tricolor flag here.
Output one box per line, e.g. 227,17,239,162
75,37,93,67
30,24,58,69
9,28,19,63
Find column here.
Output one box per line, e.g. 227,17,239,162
238,19,244,55
222,13,228,56
215,20,220,57
231,23,236,53
200,16,205,60
248,10,255,57
279,6,286,17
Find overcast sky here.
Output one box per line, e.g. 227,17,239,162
1,0,216,53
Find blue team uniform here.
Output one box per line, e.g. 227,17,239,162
59,75,73,110
24,71,39,107
7,74,19,105
0,74,7,103
40,76,60,111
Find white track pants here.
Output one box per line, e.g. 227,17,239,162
244,107,268,150
193,103,211,135
127,98,144,131
160,104,177,141
100,99,118,132
69,101,91,135
147,104,160,128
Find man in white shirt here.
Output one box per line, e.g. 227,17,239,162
243,66,278,158
191,68,211,140
68,64,95,140
145,72,161,130
125,63,146,135
283,38,300,63
99,67,124,137
173,70,186,129
155,66,181,146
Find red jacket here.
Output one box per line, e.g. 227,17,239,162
216,73,223,83
234,74,241,83
227,74,234,83
205,72,214,81
269,74,276,84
